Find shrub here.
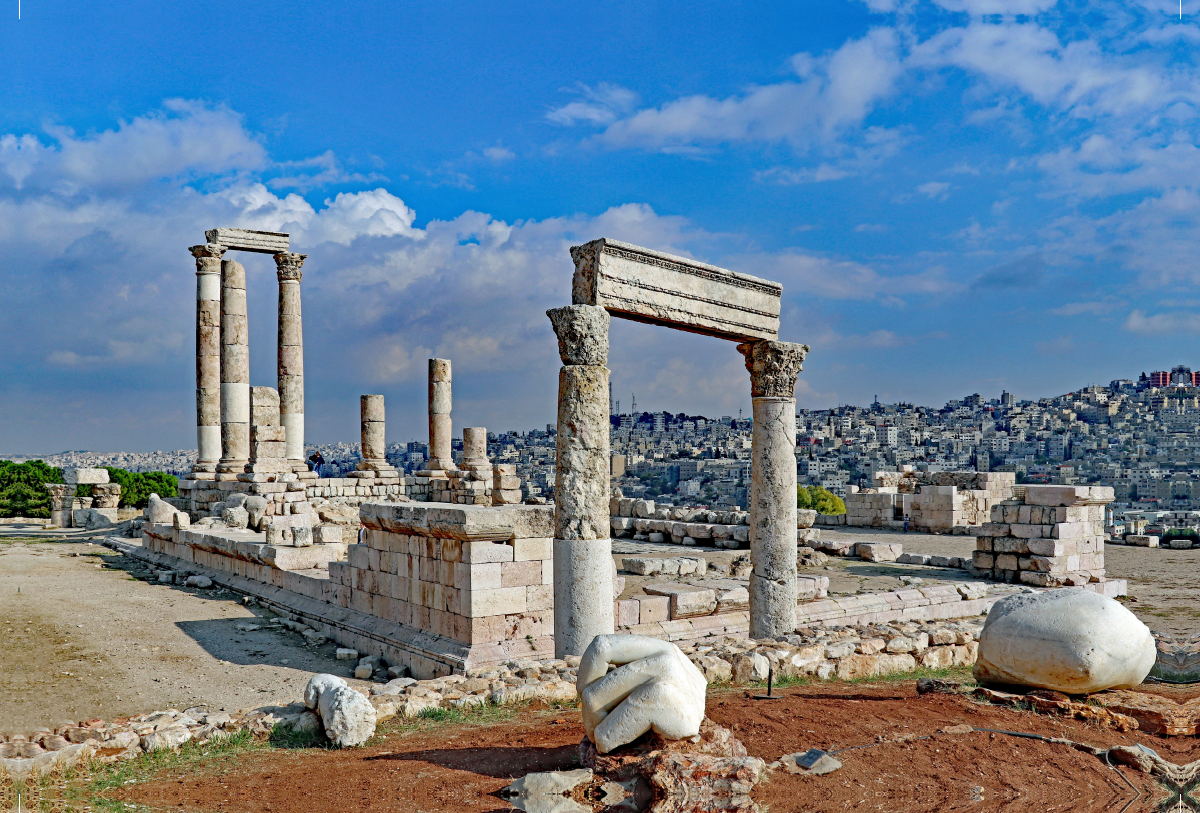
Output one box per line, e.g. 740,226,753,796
797,485,845,515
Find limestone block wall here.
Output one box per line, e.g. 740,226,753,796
846,471,1015,533
332,502,557,671
179,469,529,529
970,484,1114,587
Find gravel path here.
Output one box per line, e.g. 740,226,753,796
0,534,366,732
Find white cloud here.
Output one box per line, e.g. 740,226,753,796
917,181,952,199
588,29,902,156
547,83,639,125
482,146,515,162
1125,309,1200,334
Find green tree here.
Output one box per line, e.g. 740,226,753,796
0,460,63,519
797,485,845,514
103,467,178,508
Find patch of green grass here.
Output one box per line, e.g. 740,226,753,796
842,664,976,686
87,729,264,795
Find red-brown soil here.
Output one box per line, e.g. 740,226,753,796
114,683,1178,813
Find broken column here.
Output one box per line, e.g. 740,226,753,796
44,484,73,528
218,257,250,474
548,305,614,657
355,395,397,477
738,340,808,639
426,359,454,473
451,427,491,505
189,243,226,472
274,252,306,468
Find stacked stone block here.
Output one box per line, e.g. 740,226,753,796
218,258,251,474
449,427,492,505
492,464,522,505
244,387,291,474
970,485,1113,587
333,502,556,670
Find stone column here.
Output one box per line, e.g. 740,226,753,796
190,243,226,471
274,253,307,465
426,359,454,472
356,395,382,463
738,340,809,639
548,305,614,658
462,427,489,468
218,258,251,473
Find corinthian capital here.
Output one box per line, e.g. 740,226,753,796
189,243,226,271
737,340,809,399
547,305,609,366
274,252,307,282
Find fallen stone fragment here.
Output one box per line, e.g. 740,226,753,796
974,590,1156,694
304,674,377,747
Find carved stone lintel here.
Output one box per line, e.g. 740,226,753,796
274,252,307,282
548,305,609,366
737,340,809,399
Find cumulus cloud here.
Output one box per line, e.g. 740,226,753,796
568,28,903,161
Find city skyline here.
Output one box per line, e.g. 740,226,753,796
2,2,1199,453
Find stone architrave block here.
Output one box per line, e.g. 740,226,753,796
206,228,289,255
570,238,781,342
63,468,108,485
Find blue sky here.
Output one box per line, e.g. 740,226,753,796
1,0,1198,453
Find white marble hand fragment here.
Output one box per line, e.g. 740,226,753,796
577,634,707,754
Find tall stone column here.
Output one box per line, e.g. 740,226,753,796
190,243,226,471
738,339,809,639
426,359,454,472
274,253,307,465
218,258,251,473
548,305,614,657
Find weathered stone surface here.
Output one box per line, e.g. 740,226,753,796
858,542,903,562
747,392,798,638
304,674,377,747
974,590,1156,693
63,467,108,485
579,635,707,754
548,304,610,369
570,238,781,342
427,358,454,471
737,340,808,399
146,494,179,524
554,368,610,540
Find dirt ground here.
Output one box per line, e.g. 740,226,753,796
0,535,372,733
113,681,1169,813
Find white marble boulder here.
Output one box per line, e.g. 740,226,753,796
974,590,1156,694
578,635,707,754
303,674,377,747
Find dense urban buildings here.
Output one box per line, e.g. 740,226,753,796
16,367,1200,528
